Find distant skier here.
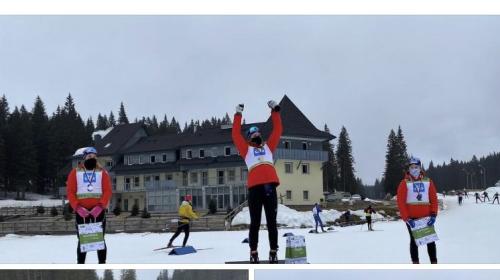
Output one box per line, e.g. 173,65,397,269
463,189,469,199
397,156,438,264
312,203,326,233
232,100,282,264
483,191,490,202
458,192,463,206
442,191,446,198
475,192,483,203
492,192,499,204
66,147,112,264
343,210,351,225
167,196,198,248
364,205,377,231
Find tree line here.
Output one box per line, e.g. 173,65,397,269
0,94,233,198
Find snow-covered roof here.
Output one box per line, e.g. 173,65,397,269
92,127,114,140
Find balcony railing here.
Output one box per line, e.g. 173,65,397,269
145,180,176,191
274,148,328,161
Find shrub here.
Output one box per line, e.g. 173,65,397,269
141,207,151,219
113,205,122,216
36,205,45,215
50,206,59,217
131,203,139,216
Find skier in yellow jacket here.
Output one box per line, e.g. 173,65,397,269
167,195,198,247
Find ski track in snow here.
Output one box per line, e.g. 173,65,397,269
0,196,498,264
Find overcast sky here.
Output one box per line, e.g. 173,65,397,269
1,16,500,184
256,269,499,280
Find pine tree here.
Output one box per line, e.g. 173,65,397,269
383,129,400,196
86,117,95,138
96,113,109,130
120,269,137,280
118,102,129,124
0,95,9,194
323,124,339,193
336,126,358,194
31,96,50,194
6,106,37,199
103,269,114,280
109,111,117,127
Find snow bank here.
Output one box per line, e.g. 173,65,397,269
233,204,350,227
0,199,65,208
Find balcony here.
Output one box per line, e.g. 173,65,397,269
145,180,176,192
275,149,328,161
116,184,146,193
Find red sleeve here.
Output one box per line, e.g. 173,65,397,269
267,111,282,152
232,113,248,158
429,180,439,216
66,169,79,210
99,170,113,208
396,179,409,221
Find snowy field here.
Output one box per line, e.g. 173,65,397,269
0,195,498,264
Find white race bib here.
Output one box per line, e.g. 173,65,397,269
76,170,103,199
244,144,274,171
406,179,430,205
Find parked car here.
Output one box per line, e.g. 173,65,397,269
351,194,362,201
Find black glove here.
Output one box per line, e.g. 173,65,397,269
235,104,244,114
267,100,280,112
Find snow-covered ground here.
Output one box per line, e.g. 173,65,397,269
232,204,385,228
0,195,498,264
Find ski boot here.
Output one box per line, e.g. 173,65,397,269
250,251,259,264
269,250,278,264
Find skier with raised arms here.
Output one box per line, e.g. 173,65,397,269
232,100,282,264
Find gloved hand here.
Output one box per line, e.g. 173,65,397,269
235,104,244,114
427,215,436,226
406,219,416,228
76,206,90,218
90,204,104,218
267,100,280,112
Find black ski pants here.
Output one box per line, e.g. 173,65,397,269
75,211,107,264
248,183,278,251
406,223,437,263
169,222,190,247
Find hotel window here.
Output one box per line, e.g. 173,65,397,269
303,190,309,201
182,172,188,186
241,168,248,181
285,162,293,174
228,169,235,182
302,142,308,150
150,155,156,163
125,177,131,190
186,150,192,159
134,176,140,187
225,147,231,156
199,149,205,158
162,154,167,162
286,190,292,200
302,163,310,174
190,172,198,184
202,171,209,186
218,170,225,185
284,141,291,149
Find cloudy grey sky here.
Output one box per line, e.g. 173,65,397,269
256,269,499,280
1,16,500,184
